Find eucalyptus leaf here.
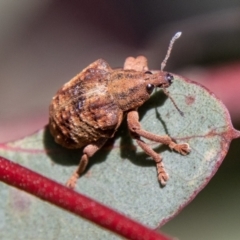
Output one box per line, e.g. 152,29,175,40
0,74,239,239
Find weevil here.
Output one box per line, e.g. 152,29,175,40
49,32,190,188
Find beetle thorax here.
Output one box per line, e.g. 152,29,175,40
108,70,159,111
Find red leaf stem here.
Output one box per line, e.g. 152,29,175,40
0,156,171,240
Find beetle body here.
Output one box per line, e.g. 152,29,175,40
49,36,190,189
49,59,172,150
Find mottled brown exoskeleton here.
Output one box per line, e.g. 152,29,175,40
49,32,190,188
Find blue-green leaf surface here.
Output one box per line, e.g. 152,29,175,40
0,74,239,239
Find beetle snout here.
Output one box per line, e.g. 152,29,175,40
157,73,174,88
165,73,174,85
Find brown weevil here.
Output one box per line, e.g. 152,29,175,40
49,32,190,188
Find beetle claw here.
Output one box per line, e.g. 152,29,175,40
158,171,169,186
66,172,79,189
170,142,191,155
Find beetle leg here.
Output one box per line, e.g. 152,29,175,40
66,138,107,189
136,138,169,185
127,110,190,154
127,110,190,186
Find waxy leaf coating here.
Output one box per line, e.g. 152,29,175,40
0,72,239,239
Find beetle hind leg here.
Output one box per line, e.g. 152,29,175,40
66,138,107,189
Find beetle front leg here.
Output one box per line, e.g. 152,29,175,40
66,138,107,189
127,110,190,186
127,110,190,154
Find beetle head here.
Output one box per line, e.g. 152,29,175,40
143,70,183,116
143,70,173,92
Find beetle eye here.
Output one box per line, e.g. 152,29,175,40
146,83,154,93
165,73,174,84
145,71,152,75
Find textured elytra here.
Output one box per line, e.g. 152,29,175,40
49,60,117,149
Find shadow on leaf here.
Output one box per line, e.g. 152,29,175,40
43,125,114,174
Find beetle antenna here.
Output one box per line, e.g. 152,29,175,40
160,32,183,116
163,88,184,116
161,32,182,71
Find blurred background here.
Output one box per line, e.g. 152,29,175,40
0,1,240,239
